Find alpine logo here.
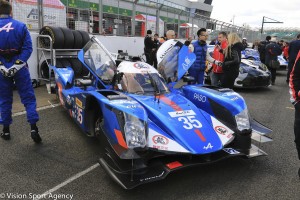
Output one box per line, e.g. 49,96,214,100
203,143,213,150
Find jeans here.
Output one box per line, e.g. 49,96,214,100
210,72,224,87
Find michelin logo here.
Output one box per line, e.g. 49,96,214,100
182,56,192,70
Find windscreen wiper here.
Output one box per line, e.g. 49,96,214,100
147,72,161,102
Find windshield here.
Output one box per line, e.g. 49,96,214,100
83,39,116,83
158,46,180,83
120,73,169,95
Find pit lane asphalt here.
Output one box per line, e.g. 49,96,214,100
0,70,299,200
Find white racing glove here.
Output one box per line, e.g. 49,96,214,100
0,60,26,77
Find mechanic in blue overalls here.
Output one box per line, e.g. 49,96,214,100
188,28,208,84
0,1,41,143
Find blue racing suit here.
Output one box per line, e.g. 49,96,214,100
0,16,39,126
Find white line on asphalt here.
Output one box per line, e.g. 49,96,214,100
12,103,60,117
48,100,57,107
286,107,295,110
35,163,100,200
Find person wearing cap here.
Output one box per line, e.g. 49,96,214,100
242,38,249,50
265,37,282,85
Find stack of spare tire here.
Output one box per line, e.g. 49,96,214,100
39,26,90,79
39,26,90,49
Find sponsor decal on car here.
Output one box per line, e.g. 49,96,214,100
159,44,174,60
75,97,82,108
140,171,165,182
223,148,240,155
148,129,189,153
133,62,149,69
211,117,234,145
168,110,196,117
182,56,192,70
214,126,228,135
153,145,168,150
193,93,207,102
152,135,169,145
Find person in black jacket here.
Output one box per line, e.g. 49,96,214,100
221,33,243,89
153,33,160,69
287,34,300,83
144,30,154,65
265,37,282,85
258,36,271,64
289,50,300,177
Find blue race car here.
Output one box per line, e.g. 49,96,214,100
241,48,261,60
49,37,272,189
242,48,288,69
206,46,271,88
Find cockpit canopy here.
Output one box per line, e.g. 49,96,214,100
83,38,117,83
117,61,169,95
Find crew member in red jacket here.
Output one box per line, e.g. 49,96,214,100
289,50,300,177
207,31,228,86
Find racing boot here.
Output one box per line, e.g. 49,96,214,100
1,126,11,140
0,132,10,140
30,124,42,143
31,129,42,143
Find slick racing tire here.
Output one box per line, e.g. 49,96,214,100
59,27,75,49
40,59,52,79
59,58,72,68
39,26,64,49
72,30,83,49
78,30,90,48
68,58,83,78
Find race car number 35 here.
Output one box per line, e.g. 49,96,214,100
177,116,202,129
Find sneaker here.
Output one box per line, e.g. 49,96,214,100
0,132,10,140
31,130,42,143
271,81,275,85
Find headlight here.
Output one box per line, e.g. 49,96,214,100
235,109,250,131
124,115,146,149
